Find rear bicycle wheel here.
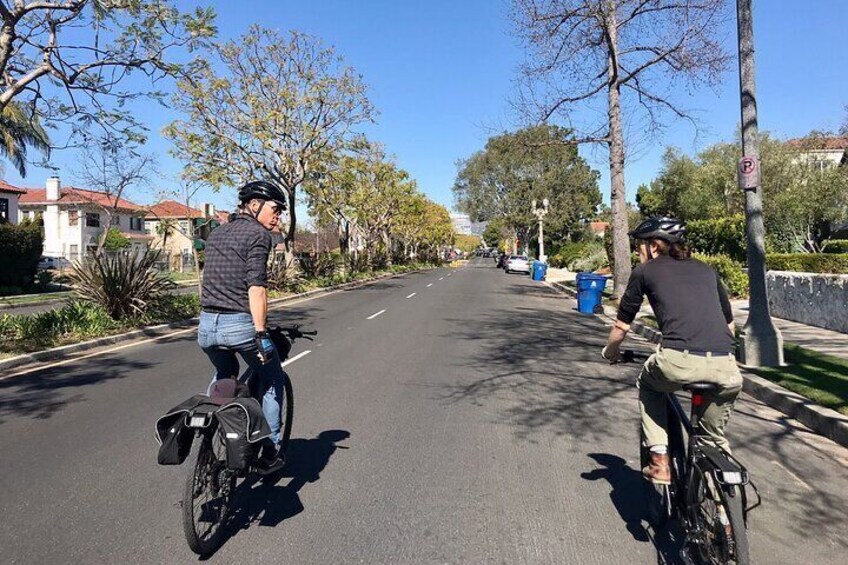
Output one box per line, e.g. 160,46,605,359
182,429,235,556
687,466,750,564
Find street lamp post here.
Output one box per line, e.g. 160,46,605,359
532,198,550,263
736,0,783,367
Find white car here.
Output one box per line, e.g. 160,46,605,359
505,255,531,274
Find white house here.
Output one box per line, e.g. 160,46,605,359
788,136,848,171
18,176,151,261
0,180,26,224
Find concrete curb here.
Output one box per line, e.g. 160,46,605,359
546,279,848,449
0,267,433,375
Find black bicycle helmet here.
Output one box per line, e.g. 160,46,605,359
237,180,287,209
628,216,686,243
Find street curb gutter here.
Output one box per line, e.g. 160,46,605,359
546,279,848,449
0,268,432,375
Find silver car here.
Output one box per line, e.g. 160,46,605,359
505,255,531,274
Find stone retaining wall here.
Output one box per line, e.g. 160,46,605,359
767,271,848,333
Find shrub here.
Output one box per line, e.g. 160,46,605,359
694,253,749,298
103,227,131,250
0,300,119,351
145,294,200,322
686,215,747,263
267,255,307,293
823,240,848,254
766,253,848,274
69,248,176,320
299,252,338,278
550,241,606,270
0,220,43,290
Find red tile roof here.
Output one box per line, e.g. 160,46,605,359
786,136,848,150
0,180,27,194
20,187,143,211
589,221,609,234
145,200,204,219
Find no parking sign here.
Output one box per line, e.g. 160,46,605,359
738,156,759,191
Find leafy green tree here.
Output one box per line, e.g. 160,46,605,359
102,228,130,251
166,27,375,253
0,1,215,150
453,124,601,252
0,101,49,176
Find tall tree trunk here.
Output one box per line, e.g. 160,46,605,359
284,188,297,267
606,1,631,298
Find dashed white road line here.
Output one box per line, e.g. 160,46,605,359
438,277,444,281
367,309,386,320
427,283,433,287
406,293,416,299
282,350,311,367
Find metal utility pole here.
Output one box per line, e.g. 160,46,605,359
532,198,549,262
736,0,783,367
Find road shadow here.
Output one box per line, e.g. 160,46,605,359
0,355,154,425
581,453,685,564
202,429,350,559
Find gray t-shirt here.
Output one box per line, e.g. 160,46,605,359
616,255,735,353
201,215,273,314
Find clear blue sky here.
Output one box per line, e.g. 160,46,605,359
5,0,847,219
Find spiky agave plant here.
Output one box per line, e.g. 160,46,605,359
69,249,176,320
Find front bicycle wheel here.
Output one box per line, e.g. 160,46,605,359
688,468,750,564
182,429,235,556
278,371,294,452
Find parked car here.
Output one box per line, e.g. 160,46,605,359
505,255,531,274
37,256,71,270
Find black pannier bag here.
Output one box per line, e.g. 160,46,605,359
214,397,272,471
155,394,213,465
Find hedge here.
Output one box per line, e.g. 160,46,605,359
0,220,43,290
767,253,848,274
686,215,747,263
823,240,848,254
549,241,606,270
694,253,749,298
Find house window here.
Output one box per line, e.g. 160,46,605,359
68,210,79,226
86,212,100,227
69,244,79,259
0,198,8,220
130,217,143,231
179,220,191,234
114,215,121,227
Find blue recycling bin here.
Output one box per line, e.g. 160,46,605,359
576,272,609,314
532,261,548,281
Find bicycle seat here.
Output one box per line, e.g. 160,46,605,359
683,382,719,393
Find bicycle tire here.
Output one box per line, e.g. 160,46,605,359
687,464,750,564
182,430,235,556
278,371,294,451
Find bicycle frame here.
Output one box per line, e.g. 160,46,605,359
664,391,760,527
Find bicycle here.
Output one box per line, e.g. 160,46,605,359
181,325,316,556
621,350,761,565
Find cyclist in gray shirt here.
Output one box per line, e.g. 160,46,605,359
602,217,743,485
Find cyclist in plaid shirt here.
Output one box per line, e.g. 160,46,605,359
198,180,289,474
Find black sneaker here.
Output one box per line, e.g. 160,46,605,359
257,445,285,475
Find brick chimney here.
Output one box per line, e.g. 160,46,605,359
46,176,61,201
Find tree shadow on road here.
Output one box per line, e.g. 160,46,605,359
202,429,351,559
581,453,686,564
0,355,154,425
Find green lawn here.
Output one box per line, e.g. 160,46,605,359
0,291,73,307
748,344,848,416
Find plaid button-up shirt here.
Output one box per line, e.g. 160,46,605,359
201,214,273,314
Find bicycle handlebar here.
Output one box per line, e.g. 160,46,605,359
270,325,317,341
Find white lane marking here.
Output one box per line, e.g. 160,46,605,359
367,309,386,320
406,293,416,299
438,277,444,281
772,460,813,491
427,283,433,287
1,286,347,381
282,350,311,367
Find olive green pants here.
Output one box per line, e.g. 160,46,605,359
638,346,743,453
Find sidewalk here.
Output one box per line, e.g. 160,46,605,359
731,299,848,361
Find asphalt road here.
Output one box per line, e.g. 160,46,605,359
1,258,846,564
